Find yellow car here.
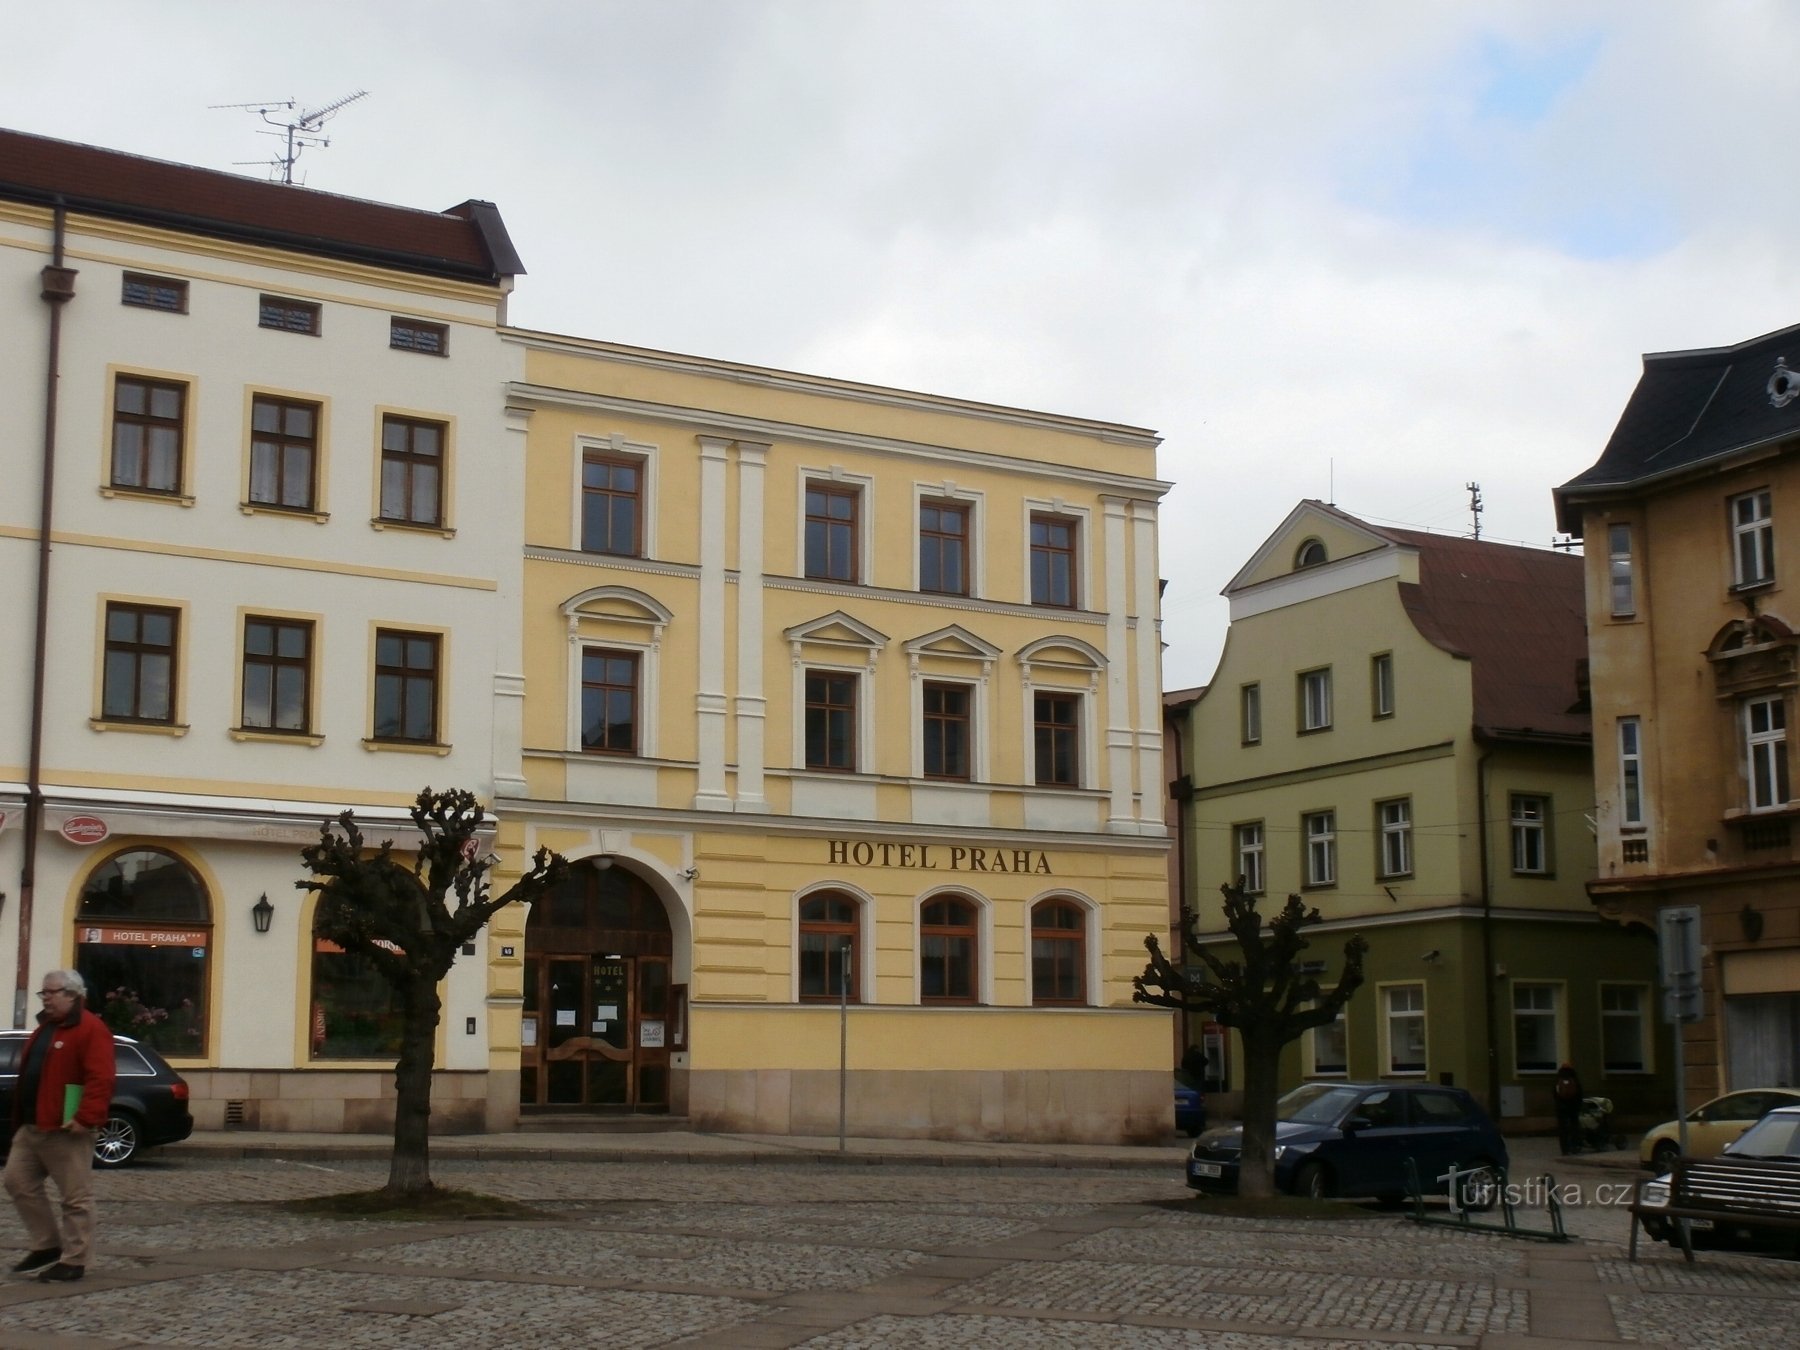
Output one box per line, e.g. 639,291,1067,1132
1639,1087,1800,1170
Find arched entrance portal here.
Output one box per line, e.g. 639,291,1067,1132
522,860,672,1111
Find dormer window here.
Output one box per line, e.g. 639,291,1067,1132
1295,538,1327,569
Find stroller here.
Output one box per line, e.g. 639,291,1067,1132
1578,1095,1626,1152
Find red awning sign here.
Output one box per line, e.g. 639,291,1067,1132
81,925,208,947
61,815,109,846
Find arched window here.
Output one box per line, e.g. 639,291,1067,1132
310,913,405,1060
1031,898,1087,1005
920,896,979,1004
1295,538,1328,569
798,892,859,1002
75,848,209,1056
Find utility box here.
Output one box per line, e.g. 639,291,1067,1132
1499,1085,1525,1118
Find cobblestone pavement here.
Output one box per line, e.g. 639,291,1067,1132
0,1150,1793,1348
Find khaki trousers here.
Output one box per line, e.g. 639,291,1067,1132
4,1125,97,1266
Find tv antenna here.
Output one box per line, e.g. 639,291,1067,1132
1465,481,1483,541
212,90,369,184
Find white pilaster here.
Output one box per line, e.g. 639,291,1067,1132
694,436,732,810
491,403,531,797
734,440,769,811
1131,498,1164,832
1102,495,1134,828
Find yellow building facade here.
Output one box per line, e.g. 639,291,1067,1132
1558,323,1800,1099
1175,503,1669,1127
484,333,1173,1141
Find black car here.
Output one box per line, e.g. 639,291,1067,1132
1187,1081,1510,1204
0,1030,194,1167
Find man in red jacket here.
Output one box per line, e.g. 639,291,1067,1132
5,969,115,1282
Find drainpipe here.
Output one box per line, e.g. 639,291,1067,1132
17,201,76,1027
1476,747,1499,1114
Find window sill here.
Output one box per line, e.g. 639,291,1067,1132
90,718,188,736
1511,870,1557,880
1298,725,1333,736
1731,579,1776,596
230,728,324,746
101,486,194,507
1301,883,1337,892
1378,872,1413,883
1723,802,1800,822
361,738,452,756
370,518,455,539
241,503,329,523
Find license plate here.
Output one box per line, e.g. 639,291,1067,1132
1687,1219,1713,1232
1191,1162,1222,1178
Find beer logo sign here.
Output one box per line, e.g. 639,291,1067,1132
60,815,109,846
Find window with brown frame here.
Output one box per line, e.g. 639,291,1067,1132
581,648,640,755
378,415,445,526
389,317,448,355
1030,899,1086,1005
804,483,859,582
1030,513,1078,607
241,617,313,734
111,376,186,495
121,273,187,313
580,451,643,556
923,681,972,780
248,395,320,511
804,670,857,771
258,296,321,335
919,499,969,595
102,602,179,724
920,896,978,1003
1033,690,1080,786
372,629,440,744
798,893,859,1002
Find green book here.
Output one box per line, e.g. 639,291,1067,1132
63,1084,81,1125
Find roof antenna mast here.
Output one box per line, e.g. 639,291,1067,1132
1466,481,1484,541
211,90,370,184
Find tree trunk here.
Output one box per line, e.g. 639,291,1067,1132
386,975,442,1196
1237,1025,1281,1199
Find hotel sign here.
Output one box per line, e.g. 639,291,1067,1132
826,839,1052,875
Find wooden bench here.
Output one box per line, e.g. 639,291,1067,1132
1629,1154,1800,1262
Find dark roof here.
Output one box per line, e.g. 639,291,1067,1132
0,126,521,283
1385,529,1589,744
1555,322,1800,533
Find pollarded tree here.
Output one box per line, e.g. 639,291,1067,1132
1134,882,1367,1199
299,787,568,1197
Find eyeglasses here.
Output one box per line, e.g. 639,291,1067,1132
37,988,69,998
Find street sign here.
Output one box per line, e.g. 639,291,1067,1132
1658,905,1702,1024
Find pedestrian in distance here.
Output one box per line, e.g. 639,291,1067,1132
1552,1061,1584,1157
5,969,115,1282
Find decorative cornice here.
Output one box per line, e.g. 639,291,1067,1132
503,381,1168,497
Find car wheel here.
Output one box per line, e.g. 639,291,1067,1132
1641,1215,1670,1243
1456,1162,1502,1213
1650,1140,1681,1172
93,1111,141,1168
1294,1161,1332,1199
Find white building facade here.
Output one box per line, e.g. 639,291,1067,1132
0,129,526,1129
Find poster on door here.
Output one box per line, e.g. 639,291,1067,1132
641,1020,665,1048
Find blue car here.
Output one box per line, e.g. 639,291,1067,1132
1175,1075,1207,1137
1186,1081,1508,1204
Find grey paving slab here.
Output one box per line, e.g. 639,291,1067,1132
0,1149,1785,1347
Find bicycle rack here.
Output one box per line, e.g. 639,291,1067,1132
1403,1157,1571,1243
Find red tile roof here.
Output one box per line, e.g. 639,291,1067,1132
1386,528,1589,744
0,126,521,282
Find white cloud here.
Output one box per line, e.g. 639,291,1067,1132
6,0,1797,686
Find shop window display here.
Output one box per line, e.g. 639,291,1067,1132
75,848,209,1056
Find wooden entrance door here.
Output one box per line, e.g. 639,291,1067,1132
521,860,672,1112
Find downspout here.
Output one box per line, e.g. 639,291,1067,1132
17,201,76,1027
1476,746,1499,1113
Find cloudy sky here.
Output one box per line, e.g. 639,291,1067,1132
6,2,1795,688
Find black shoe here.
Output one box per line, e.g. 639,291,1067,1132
36,1262,83,1283
10,1248,59,1274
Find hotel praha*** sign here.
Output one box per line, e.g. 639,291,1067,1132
826,839,1052,874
